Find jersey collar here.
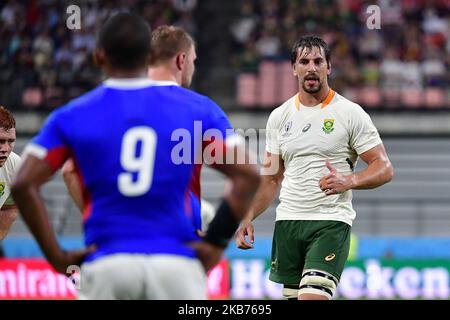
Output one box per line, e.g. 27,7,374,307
295,89,335,110
104,78,179,89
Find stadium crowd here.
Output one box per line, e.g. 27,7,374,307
231,0,450,109
0,0,197,110
0,0,449,110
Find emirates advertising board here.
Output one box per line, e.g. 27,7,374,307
0,258,449,299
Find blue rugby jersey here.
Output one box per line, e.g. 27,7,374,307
26,79,233,262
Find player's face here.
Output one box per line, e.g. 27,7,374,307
0,127,15,167
181,45,196,88
293,46,330,94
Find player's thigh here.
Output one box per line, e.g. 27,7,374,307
304,220,351,280
78,254,146,300
143,255,207,300
269,220,304,286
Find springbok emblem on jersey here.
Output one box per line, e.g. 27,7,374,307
322,119,335,134
0,183,5,197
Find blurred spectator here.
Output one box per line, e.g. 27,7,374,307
230,0,258,46
422,47,447,87
170,0,197,12
54,40,73,65
255,29,281,59
33,28,54,70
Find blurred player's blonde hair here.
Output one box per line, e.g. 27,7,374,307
0,106,16,130
150,25,195,64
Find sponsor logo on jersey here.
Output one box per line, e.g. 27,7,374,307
325,253,336,261
271,258,278,270
302,123,311,132
282,121,293,137
322,119,335,134
284,121,292,132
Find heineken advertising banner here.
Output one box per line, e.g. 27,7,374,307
209,258,450,300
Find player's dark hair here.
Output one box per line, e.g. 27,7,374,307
150,25,195,64
97,12,150,69
0,106,16,130
290,35,330,67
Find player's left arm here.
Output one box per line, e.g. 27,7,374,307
0,203,18,240
319,143,394,195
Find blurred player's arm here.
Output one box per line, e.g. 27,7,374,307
11,155,94,274
235,151,284,250
0,203,18,240
62,158,84,212
199,198,215,232
319,144,394,196
193,142,260,271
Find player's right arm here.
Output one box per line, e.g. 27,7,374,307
236,107,284,250
11,153,95,273
191,97,261,271
235,151,284,249
0,204,19,241
11,110,95,274
192,142,261,271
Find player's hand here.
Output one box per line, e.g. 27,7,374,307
235,219,254,250
319,159,355,196
196,229,206,237
190,241,224,272
50,245,97,275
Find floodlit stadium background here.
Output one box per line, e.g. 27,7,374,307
1,0,449,299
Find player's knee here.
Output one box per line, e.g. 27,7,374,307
282,285,299,300
298,269,338,300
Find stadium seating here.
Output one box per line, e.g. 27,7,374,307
401,88,423,109
424,88,446,108
258,61,278,107
21,87,43,109
359,86,382,109
237,73,258,107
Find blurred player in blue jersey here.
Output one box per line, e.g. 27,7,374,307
12,13,260,299
62,25,217,237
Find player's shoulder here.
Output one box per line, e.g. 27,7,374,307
165,85,210,104
333,91,369,117
3,152,21,174
48,86,106,121
8,151,20,162
65,85,107,111
267,94,297,126
174,87,226,117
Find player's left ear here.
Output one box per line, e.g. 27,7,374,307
92,49,105,68
176,52,187,71
327,61,331,76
